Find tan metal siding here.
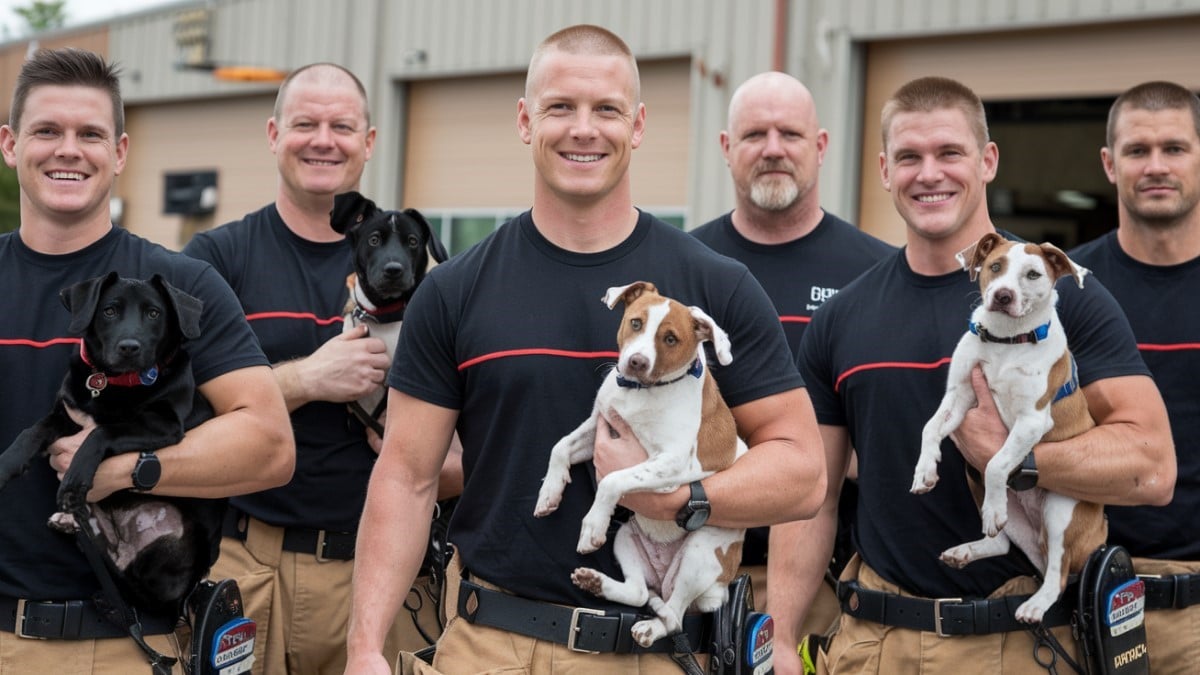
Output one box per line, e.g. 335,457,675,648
403,58,690,212
120,94,276,249
856,15,1200,245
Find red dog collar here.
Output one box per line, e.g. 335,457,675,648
79,342,160,397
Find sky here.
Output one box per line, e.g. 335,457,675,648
0,0,177,41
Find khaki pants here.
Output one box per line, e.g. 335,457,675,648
0,629,178,675
1134,557,1200,675
818,557,1084,675
422,561,707,674
211,517,441,675
742,563,841,638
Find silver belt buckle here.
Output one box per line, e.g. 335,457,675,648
567,607,605,653
15,599,45,640
315,530,331,562
933,597,962,637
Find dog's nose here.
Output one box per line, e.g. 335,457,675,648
383,262,406,278
994,289,1014,306
116,339,142,357
627,354,649,373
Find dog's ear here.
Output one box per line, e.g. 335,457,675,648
602,281,658,309
956,232,1006,281
60,271,119,335
150,275,204,340
403,207,450,269
690,306,732,365
330,191,379,235
1040,243,1089,289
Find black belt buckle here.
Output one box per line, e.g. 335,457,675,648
567,607,605,653
933,597,963,637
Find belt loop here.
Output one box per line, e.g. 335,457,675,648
243,516,285,566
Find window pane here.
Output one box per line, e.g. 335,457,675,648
450,216,497,255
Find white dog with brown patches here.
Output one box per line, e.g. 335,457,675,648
534,281,747,648
912,232,1107,623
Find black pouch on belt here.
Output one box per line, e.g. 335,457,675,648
708,573,775,674
180,579,256,675
1075,545,1149,675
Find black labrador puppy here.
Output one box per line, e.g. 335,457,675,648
0,272,221,613
330,191,448,434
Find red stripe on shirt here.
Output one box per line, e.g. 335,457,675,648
1139,342,1200,352
780,316,811,324
459,348,620,371
0,337,80,348
834,357,952,392
245,311,344,326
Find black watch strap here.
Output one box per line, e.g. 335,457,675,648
1007,451,1038,492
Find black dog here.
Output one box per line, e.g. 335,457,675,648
330,191,448,434
0,272,220,613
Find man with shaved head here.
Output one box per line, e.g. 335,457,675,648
691,73,893,672
185,63,454,675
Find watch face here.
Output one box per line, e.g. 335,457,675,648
135,453,161,490
685,507,710,531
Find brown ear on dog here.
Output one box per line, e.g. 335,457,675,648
61,271,120,336
957,232,1007,281
602,280,659,309
1040,243,1089,289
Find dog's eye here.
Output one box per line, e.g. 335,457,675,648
102,307,117,318
990,262,1001,273
368,233,383,247
407,235,419,248
146,308,161,319
1026,270,1042,280
630,318,643,331
664,334,678,346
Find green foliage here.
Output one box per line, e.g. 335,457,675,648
13,0,67,33
0,164,19,233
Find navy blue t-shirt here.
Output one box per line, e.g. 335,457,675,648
798,243,1148,599
389,209,804,609
184,204,376,532
0,227,265,602
692,210,895,565
1071,231,1200,560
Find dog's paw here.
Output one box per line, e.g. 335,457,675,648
533,474,569,517
910,450,941,494
576,516,609,554
631,619,668,648
939,544,974,569
980,500,1008,537
1015,594,1054,624
46,511,80,533
571,568,605,596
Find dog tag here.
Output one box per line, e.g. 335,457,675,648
139,366,159,386
86,372,107,397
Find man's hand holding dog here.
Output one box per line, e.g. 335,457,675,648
47,405,129,502
949,366,1011,473
274,324,390,411
593,412,686,520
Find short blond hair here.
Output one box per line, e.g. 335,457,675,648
525,24,640,103
881,76,988,150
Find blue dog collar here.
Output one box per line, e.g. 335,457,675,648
615,357,703,389
1054,356,1079,403
969,320,1051,344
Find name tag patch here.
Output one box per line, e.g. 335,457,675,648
1105,578,1146,637
743,612,774,675
211,617,256,674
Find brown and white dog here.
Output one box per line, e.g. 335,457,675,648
911,232,1106,623
533,281,747,647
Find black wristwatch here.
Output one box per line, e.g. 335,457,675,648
1007,452,1038,492
131,451,162,492
675,480,711,532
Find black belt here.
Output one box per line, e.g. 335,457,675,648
457,578,711,654
0,596,176,640
1140,573,1200,610
222,508,355,561
838,579,1075,636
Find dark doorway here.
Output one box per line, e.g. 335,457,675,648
984,97,1118,249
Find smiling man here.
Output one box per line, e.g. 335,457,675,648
0,47,293,675
184,64,451,675
774,76,1174,675
346,25,827,675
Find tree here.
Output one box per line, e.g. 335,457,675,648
13,0,67,34
0,164,19,233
